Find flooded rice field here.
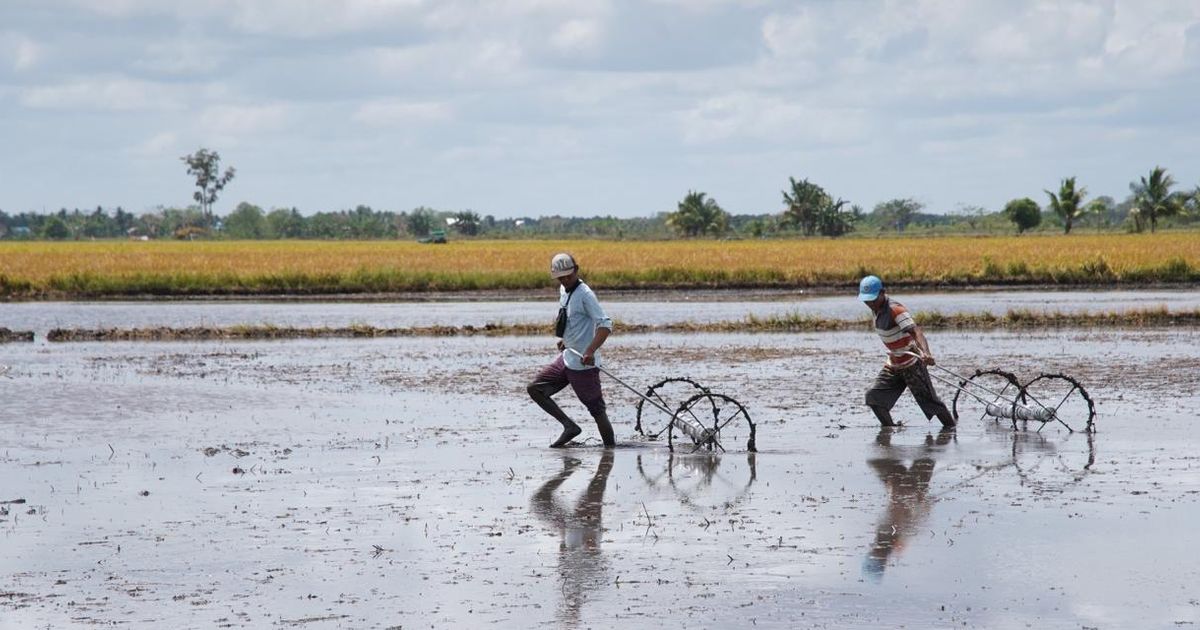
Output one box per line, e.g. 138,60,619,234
2,288,1198,337
2,327,1199,628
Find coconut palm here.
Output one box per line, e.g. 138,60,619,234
1044,177,1088,234
780,177,859,237
1129,166,1180,233
781,177,826,236
667,191,729,237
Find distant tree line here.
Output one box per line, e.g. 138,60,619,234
662,167,1199,239
3,167,1197,241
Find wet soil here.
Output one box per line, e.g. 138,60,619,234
2,330,1198,628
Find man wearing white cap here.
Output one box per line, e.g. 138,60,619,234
527,253,616,448
859,275,956,429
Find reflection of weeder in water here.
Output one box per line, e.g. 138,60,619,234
566,348,756,453
898,351,1097,434
636,451,758,512
932,427,1097,499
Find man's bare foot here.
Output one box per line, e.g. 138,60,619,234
549,423,582,448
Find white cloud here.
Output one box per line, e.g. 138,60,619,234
227,0,428,37
752,0,1200,109
19,77,184,111
971,1,1110,63
549,19,604,55
13,38,39,70
366,39,531,89
423,0,610,31
130,131,180,157
2,32,41,71
67,0,428,36
135,37,230,75
199,103,291,136
1102,0,1200,77
5,0,1200,215
352,99,452,127
437,125,586,164
678,92,869,146
760,9,823,58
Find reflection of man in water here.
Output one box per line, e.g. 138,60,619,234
530,451,613,626
863,428,953,580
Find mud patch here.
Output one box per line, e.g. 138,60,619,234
0,327,34,342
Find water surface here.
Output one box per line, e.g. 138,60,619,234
1,288,1194,337
1,329,1197,627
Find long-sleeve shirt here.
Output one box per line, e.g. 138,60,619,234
558,281,613,370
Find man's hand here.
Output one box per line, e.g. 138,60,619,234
922,352,936,366
556,339,565,352
581,351,595,366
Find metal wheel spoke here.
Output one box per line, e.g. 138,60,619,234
1053,385,1078,413
669,392,754,453
1022,374,1095,434
714,408,747,434
638,377,709,438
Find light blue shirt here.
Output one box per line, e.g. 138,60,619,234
558,281,612,370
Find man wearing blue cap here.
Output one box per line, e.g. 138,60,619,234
858,275,956,428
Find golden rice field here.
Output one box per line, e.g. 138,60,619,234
1,233,1197,297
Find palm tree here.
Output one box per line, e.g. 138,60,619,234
1129,166,1180,233
1044,177,1088,234
781,177,827,236
452,210,482,236
667,191,728,237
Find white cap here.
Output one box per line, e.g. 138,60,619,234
550,253,577,278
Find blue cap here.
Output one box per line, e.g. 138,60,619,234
858,275,883,301
862,555,886,581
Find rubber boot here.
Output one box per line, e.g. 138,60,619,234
592,409,616,448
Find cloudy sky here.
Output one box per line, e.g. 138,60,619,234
2,0,1199,218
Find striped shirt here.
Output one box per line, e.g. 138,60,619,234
874,298,919,368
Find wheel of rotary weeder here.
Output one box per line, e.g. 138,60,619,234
1015,373,1097,434
635,377,710,438
950,368,1023,427
667,392,756,453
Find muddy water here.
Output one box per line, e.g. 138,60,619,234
2,288,1197,336
2,329,1199,628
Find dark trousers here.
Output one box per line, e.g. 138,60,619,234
527,355,606,418
865,361,950,420
527,355,615,446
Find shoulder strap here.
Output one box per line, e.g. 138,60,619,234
563,280,582,308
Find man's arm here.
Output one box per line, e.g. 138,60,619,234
910,325,936,366
580,290,613,365
581,327,609,365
